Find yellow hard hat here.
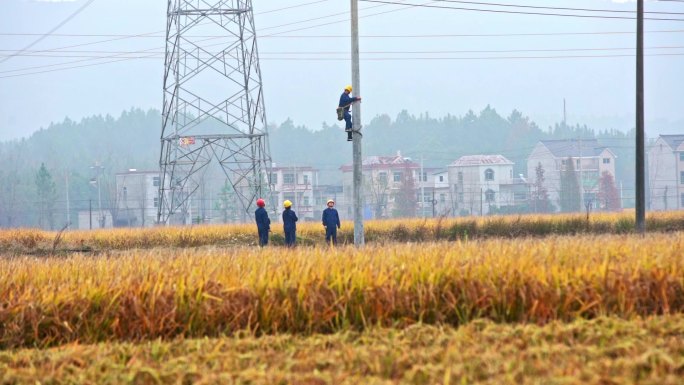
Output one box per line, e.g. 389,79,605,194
327,199,335,205
344,85,352,92
283,200,292,208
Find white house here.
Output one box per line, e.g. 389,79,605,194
115,170,162,227
448,155,527,216
527,139,617,211
269,165,318,221
647,134,684,210
340,152,431,219
431,170,452,216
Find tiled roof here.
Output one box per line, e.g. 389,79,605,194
540,139,607,158
362,155,412,166
450,155,513,167
659,134,684,150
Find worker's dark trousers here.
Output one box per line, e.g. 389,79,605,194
258,229,269,246
344,112,352,130
284,230,296,247
325,227,337,245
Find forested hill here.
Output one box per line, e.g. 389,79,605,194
0,106,634,228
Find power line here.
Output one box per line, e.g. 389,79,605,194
0,0,344,58
260,0,442,37
4,29,684,39
431,0,684,15
4,45,684,58
0,0,433,77
360,0,684,21
2,52,683,79
0,0,97,65
261,29,684,38
257,0,333,15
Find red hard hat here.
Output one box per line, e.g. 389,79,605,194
256,198,265,207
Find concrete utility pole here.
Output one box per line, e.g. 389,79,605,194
351,0,364,246
636,0,646,234
421,155,425,218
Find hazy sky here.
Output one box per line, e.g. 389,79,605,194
0,0,682,141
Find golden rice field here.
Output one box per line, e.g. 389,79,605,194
3,315,683,385
1,232,683,350
0,211,683,254
2,214,684,384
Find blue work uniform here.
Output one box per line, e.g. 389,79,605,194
322,207,341,245
255,207,271,246
282,207,298,247
339,92,360,131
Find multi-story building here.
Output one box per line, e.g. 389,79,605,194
270,165,318,221
527,139,617,211
340,152,430,220
647,134,684,210
430,170,452,217
115,169,162,227
448,155,528,216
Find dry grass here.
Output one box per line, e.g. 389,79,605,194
2,315,683,384
1,232,683,349
1,211,683,254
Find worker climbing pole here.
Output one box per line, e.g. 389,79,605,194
337,85,362,142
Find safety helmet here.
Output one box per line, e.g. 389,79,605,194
283,200,292,208
256,198,265,207
327,199,335,205
344,85,352,92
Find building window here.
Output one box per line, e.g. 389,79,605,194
270,173,278,184
485,169,494,181
378,172,388,183
439,175,444,182
514,192,527,201
122,187,128,201
420,171,428,182
303,196,310,206
485,189,495,203
284,173,295,184
153,197,159,208
680,152,684,162
458,172,463,183
303,175,309,185
393,172,402,183
440,193,446,203
681,171,684,185
153,176,160,187
681,193,684,207
603,158,611,164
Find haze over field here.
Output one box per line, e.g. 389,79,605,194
1,0,683,141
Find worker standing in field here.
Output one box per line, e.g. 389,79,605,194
254,198,271,246
321,199,341,245
338,85,362,142
282,200,298,247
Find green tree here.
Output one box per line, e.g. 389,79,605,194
559,157,581,213
35,163,57,229
532,162,552,213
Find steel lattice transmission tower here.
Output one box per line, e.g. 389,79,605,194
158,0,273,225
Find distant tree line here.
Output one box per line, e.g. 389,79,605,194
0,106,635,228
